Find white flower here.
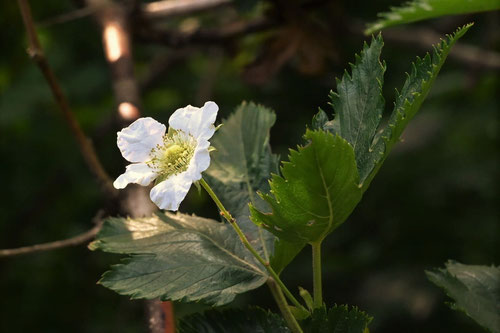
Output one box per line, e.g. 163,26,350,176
113,101,219,211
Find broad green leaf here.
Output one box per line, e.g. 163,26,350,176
250,130,362,244
366,0,498,34
426,261,500,333
327,34,386,183
205,102,300,273
302,304,373,333
320,24,471,190
178,307,290,333
89,212,268,306
205,101,278,259
362,24,472,190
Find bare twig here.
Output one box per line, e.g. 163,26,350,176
87,0,142,122
142,0,231,20
16,0,118,198
0,213,103,258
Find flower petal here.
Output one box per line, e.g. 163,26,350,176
188,139,211,181
117,117,166,162
169,101,218,141
150,172,192,211
113,163,158,189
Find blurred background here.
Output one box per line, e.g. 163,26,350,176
0,0,498,332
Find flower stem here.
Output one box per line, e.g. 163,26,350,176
267,278,304,333
199,178,307,313
311,241,323,308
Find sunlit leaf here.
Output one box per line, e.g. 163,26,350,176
250,130,362,244
89,213,268,306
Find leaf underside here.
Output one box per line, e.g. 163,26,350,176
426,261,500,333
365,0,496,34
250,130,362,245
302,304,373,333
178,307,291,333
89,213,268,306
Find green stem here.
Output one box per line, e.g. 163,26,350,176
200,178,307,312
267,278,304,333
311,241,322,308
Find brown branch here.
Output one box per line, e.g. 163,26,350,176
16,0,118,198
87,0,142,122
0,214,103,258
142,0,231,20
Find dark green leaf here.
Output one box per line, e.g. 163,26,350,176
362,24,472,190
302,304,372,333
250,130,362,244
323,25,471,190
366,0,497,34
178,307,290,333
328,34,386,184
426,261,500,333
89,213,268,306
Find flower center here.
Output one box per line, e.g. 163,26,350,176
147,130,196,182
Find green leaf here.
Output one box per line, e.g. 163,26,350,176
89,213,268,306
250,130,362,244
362,24,472,189
426,261,500,333
302,304,373,333
205,101,278,260
366,0,498,34
178,307,291,333
323,25,471,190
205,102,301,274
327,34,386,183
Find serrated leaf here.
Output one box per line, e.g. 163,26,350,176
426,261,500,333
89,213,268,306
302,304,373,333
250,130,362,244
178,307,291,333
327,34,386,183
323,25,471,190
366,0,498,34
362,24,472,189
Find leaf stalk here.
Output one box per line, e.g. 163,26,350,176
200,178,307,314
311,241,323,308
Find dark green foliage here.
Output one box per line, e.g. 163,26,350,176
427,261,500,333
178,307,291,333
89,213,268,305
250,130,362,244
319,24,472,190
302,305,372,333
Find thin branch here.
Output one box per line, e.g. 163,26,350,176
0,215,103,258
16,0,118,198
87,0,142,122
142,0,231,20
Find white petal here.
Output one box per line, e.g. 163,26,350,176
117,117,166,163
113,163,158,189
188,139,211,181
168,101,218,141
150,172,193,211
